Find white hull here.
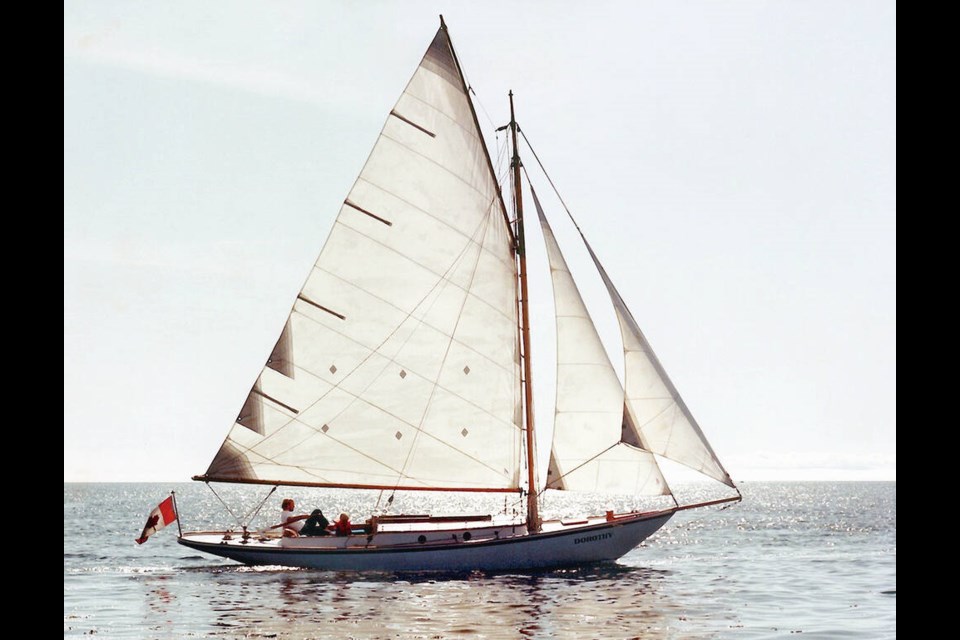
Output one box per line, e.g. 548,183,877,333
177,510,675,572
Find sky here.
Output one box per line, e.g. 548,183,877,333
64,1,896,483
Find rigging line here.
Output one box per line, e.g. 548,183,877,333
205,482,244,529
518,128,585,235
232,197,510,469
242,485,278,528
459,66,497,131
542,442,621,492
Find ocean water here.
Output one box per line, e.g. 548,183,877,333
64,482,895,639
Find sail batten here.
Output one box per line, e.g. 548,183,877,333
389,110,437,138
204,26,521,491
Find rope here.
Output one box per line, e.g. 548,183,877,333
241,485,277,527
205,482,244,529
517,127,584,234
467,83,498,132
373,490,396,514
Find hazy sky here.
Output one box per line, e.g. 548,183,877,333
64,1,895,483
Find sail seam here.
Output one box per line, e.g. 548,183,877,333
333,212,512,283
398,90,483,141
376,132,495,204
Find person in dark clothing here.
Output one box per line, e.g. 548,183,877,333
299,509,331,536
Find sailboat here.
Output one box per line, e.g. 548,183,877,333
177,17,740,572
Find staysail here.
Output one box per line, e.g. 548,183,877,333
201,26,523,491
532,187,668,496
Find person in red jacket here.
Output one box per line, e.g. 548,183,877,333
333,512,352,536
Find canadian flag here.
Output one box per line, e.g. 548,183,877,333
136,496,177,544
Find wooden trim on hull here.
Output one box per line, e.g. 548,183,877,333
178,509,676,572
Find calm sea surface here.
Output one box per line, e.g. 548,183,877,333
64,482,895,639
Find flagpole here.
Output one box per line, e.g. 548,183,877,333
171,490,183,538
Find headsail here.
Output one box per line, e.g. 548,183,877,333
200,26,522,491
533,187,668,496
517,124,736,491
583,241,735,488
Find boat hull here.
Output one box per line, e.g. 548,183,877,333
177,510,674,572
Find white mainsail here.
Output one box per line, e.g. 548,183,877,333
532,187,668,496
203,27,522,491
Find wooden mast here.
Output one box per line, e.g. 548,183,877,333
510,91,540,532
